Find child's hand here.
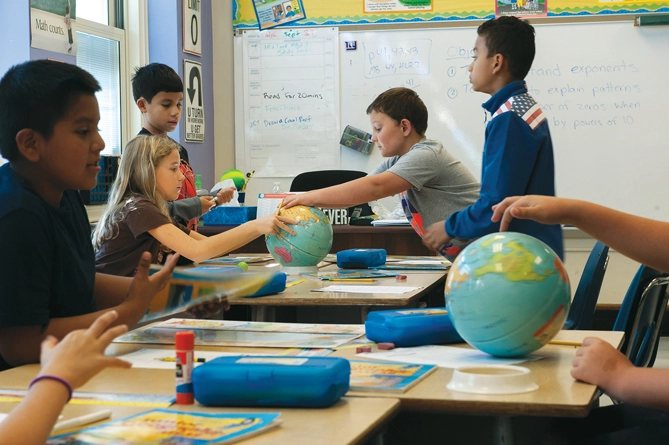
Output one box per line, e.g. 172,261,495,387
422,220,451,252
199,196,216,213
491,195,565,232
126,251,179,308
281,193,312,210
571,337,633,391
38,311,131,389
254,214,297,236
215,187,236,205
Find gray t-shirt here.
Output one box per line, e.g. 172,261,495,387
370,138,480,230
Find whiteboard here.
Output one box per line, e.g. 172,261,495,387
338,21,669,221
235,22,669,218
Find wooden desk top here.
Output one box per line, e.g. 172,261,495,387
0,353,399,445
232,266,446,307
334,330,625,418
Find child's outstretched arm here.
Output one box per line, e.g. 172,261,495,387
572,337,669,412
491,195,669,273
0,252,178,367
0,311,131,445
281,172,410,210
149,215,297,263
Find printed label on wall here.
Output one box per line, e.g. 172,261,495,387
184,60,205,143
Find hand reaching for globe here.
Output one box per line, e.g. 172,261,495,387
254,214,296,236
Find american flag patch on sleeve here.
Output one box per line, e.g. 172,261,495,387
491,93,546,130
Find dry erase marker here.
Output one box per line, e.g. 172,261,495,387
175,331,195,404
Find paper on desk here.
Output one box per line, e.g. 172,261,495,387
118,348,269,369
311,285,420,294
357,345,541,368
371,218,410,226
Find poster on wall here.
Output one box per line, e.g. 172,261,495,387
252,0,306,30
364,0,433,13
496,0,547,17
183,0,202,56
184,60,205,143
30,0,77,55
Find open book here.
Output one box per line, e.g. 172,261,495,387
143,265,281,322
349,359,437,393
47,409,281,444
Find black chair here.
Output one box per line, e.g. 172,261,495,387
613,265,669,368
563,242,609,330
289,170,374,220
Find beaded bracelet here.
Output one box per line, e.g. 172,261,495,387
29,375,73,402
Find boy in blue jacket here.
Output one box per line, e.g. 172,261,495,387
423,16,563,259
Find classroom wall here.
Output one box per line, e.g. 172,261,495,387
147,0,217,189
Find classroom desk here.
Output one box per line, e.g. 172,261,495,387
0,346,400,445
334,330,626,445
199,224,434,256
232,263,447,323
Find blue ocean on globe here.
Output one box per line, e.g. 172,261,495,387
266,205,333,267
445,232,571,357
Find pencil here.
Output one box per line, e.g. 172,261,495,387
329,278,375,282
286,278,306,288
156,357,207,363
53,409,112,431
548,340,582,347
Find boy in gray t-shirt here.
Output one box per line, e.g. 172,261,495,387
281,87,480,260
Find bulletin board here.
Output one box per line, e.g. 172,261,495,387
233,0,669,28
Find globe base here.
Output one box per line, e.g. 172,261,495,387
280,265,319,275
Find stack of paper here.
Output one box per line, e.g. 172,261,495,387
371,218,410,226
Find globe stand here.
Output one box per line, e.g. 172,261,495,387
280,265,319,275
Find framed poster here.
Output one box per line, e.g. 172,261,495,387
252,0,306,30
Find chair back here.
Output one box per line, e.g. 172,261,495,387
289,170,374,219
613,265,669,367
563,242,609,330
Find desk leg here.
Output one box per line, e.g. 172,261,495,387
252,306,276,322
493,416,514,445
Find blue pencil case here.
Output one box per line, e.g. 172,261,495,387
337,248,386,269
193,356,350,407
365,308,463,347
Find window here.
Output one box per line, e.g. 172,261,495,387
76,0,139,156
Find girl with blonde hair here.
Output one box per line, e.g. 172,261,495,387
93,135,295,276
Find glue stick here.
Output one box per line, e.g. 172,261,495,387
175,331,195,404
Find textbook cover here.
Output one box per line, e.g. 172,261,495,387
47,409,281,444
143,265,280,322
349,359,437,393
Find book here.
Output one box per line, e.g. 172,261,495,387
47,409,281,444
143,265,281,322
300,270,398,280
348,360,437,393
202,256,273,265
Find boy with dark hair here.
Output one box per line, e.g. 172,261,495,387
282,87,480,260
423,16,564,259
131,63,234,230
0,60,177,370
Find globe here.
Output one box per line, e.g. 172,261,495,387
220,169,246,190
445,232,571,357
266,205,333,272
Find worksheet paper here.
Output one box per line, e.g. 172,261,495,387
311,285,421,294
356,345,541,368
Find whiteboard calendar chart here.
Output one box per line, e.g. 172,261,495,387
243,28,340,177
184,60,205,143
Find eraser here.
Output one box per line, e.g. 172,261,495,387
377,342,395,350
396,274,407,281
356,346,372,353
